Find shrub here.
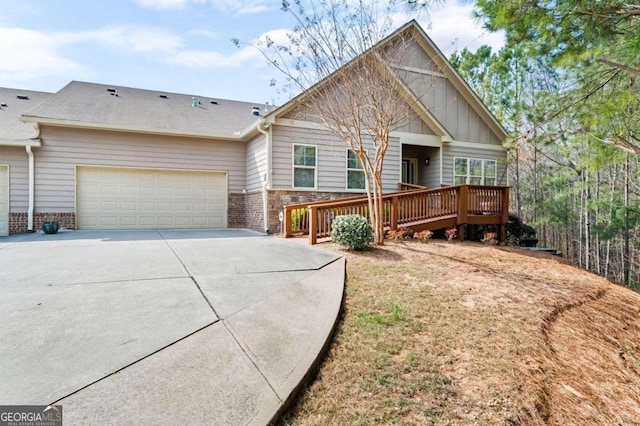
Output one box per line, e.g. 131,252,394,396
505,214,538,247
291,208,308,231
445,227,457,243
386,228,414,241
413,230,433,243
481,231,499,245
331,214,373,251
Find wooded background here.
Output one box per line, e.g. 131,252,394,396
452,1,640,287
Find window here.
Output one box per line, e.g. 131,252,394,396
347,150,366,190
293,144,316,188
454,158,497,185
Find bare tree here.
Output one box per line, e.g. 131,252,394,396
243,0,439,244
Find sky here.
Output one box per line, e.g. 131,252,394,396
0,0,504,104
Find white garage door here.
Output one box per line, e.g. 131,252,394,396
0,166,8,236
77,166,227,230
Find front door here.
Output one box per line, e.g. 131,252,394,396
401,158,418,184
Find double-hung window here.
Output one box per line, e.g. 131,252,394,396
293,144,317,188
454,158,497,185
346,149,366,190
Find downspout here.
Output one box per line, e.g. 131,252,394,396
26,145,35,231
257,119,272,233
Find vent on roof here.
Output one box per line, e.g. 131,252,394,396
0,103,7,107
210,100,218,105
107,88,118,97
159,94,169,99
16,95,29,100
192,96,200,107
252,106,260,116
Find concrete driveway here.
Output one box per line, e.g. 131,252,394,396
0,229,344,425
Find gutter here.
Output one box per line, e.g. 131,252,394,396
257,119,272,233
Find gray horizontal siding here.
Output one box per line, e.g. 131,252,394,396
246,133,267,191
36,126,247,211
0,147,29,211
271,125,400,192
441,145,508,186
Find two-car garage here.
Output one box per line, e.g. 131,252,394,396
76,166,228,230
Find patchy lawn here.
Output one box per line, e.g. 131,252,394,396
281,240,640,425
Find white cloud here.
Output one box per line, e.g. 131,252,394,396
166,28,291,69
133,0,190,10
421,2,505,54
133,0,272,14
205,0,273,15
0,27,85,81
70,26,184,53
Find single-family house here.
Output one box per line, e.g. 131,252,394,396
0,20,507,237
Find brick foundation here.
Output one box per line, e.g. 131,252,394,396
266,190,364,234
9,212,75,234
7,191,357,235
228,193,245,228
244,191,265,232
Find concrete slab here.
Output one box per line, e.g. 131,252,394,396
226,258,345,401
0,277,216,404
0,231,38,250
60,323,281,426
196,270,316,318
0,229,346,425
0,231,187,287
163,234,340,276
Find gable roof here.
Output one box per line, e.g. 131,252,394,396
0,87,52,146
265,20,508,141
405,21,508,141
21,81,264,140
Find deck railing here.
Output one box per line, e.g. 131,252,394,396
283,185,509,244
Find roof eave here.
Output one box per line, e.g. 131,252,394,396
0,138,42,147
20,116,247,142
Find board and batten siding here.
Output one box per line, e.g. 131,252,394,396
0,147,29,211
36,126,247,211
395,38,501,145
271,125,400,192
245,133,267,192
441,144,508,186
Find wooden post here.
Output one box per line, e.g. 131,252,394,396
500,186,510,243
457,185,468,241
390,195,398,231
283,206,292,238
309,206,318,245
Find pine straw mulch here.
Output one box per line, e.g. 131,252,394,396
283,239,640,425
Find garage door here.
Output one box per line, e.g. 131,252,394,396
77,166,227,230
0,166,8,236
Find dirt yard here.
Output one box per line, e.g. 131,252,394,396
283,240,640,425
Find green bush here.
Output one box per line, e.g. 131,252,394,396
291,208,308,231
331,214,373,251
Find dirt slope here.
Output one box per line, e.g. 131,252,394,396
285,240,640,425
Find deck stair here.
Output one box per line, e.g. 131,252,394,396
283,184,510,245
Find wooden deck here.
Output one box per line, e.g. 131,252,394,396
283,185,510,245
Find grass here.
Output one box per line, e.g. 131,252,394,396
281,239,640,425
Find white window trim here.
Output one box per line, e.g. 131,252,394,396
453,157,497,186
346,148,367,191
292,143,318,190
